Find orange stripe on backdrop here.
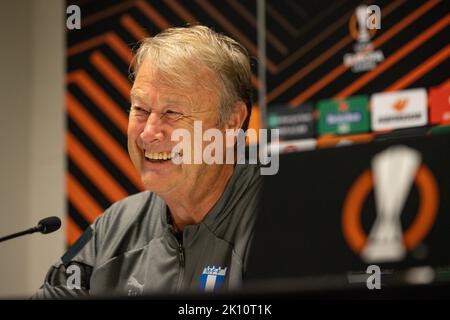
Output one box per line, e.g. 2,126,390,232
251,74,260,90
335,12,450,99
67,32,133,64
66,216,82,246
372,0,440,50
386,43,450,92
248,105,261,132
90,51,132,100
67,173,103,224
105,33,133,64
274,0,406,104
268,36,352,103
289,0,439,106
195,0,278,74
245,105,261,145
121,14,150,40
67,34,106,57
80,0,138,28
66,132,129,202
67,70,128,135
136,0,171,30
289,64,348,107
164,0,198,25
275,13,351,74
66,93,143,190
266,2,298,37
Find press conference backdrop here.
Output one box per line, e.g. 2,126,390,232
66,0,449,244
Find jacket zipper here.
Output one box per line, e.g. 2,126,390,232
178,242,185,267
176,240,185,291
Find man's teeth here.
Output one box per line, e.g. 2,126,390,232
145,151,173,160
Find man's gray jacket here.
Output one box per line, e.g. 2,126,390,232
33,164,262,298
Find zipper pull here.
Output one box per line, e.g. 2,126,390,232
178,243,185,267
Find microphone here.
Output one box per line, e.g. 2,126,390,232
0,216,61,243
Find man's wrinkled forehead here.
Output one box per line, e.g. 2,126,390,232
132,57,221,107
138,56,220,88
130,86,193,110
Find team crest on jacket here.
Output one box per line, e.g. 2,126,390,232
200,266,227,291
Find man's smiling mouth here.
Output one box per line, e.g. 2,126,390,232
144,150,183,163
145,150,173,161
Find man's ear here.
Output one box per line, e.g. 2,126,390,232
225,101,248,131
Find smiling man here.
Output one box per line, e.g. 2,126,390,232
33,25,262,298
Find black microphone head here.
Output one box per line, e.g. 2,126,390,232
37,216,61,234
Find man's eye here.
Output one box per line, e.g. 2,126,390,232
132,106,150,117
164,110,184,120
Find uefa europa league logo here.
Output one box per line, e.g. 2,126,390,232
342,145,439,264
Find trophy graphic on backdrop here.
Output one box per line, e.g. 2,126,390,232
355,5,371,43
361,146,422,263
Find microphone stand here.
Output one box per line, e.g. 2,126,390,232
0,227,39,243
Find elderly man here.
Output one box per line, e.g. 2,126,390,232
33,25,262,298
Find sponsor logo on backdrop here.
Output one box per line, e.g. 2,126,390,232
429,83,450,125
371,88,428,131
267,104,315,140
267,138,317,155
342,146,439,263
344,5,384,73
317,95,370,135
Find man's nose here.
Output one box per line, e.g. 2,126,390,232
140,112,165,144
